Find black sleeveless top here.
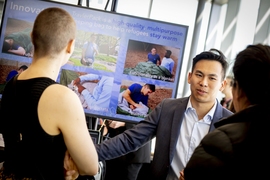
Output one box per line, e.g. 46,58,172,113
0,76,66,179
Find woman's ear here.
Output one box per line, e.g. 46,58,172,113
66,39,75,54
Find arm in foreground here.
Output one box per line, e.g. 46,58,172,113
95,100,165,161
38,84,99,176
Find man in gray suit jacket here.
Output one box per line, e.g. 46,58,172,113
95,48,233,180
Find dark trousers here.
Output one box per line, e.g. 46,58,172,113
104,158,147,180
126,163,143,180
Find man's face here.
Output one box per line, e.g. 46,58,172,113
188,60,225,105
151,48,157,55
141,86,153,96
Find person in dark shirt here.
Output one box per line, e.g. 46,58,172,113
5,65,28,82
0,7,98,179
122,83,155,109
147,47,161,65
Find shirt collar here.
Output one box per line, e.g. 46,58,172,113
186,97,217,123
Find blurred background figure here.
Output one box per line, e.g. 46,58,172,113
220,76,233,110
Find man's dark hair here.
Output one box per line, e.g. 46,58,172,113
233,44,270,105
19,65,28,71
192,48,228,80
145,84,155,92
165,50,172,58
2,41,10,52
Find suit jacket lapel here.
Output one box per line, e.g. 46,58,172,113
209,101,223,132
169,97,189,162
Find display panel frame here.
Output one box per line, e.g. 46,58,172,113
0,0,188,123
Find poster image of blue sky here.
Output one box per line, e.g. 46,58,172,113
123,39,180,82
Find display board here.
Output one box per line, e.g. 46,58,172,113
0,0,188,123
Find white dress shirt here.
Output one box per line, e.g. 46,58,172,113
166,98,217,180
